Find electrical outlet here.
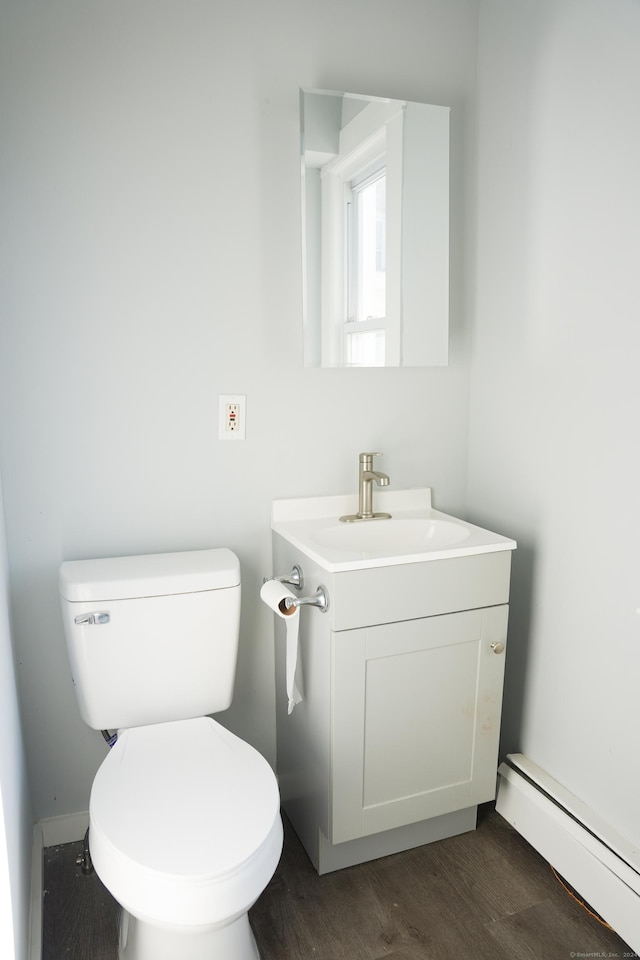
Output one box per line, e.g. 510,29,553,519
225,403,239,432
218,395,246,440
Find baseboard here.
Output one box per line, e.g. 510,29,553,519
496,754,640,954
38,811,89,848
29,812,89,960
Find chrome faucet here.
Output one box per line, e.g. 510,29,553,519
339,452,392,522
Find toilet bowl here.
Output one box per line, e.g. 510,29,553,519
89,717,283,960
58,548,283,960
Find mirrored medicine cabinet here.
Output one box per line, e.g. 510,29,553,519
300,88,450,369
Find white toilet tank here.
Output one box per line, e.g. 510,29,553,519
59,548,241,731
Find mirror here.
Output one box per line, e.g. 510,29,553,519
301,89,450,368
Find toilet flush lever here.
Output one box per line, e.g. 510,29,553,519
74,611,110,626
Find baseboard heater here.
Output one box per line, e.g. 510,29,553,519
496,754,640,954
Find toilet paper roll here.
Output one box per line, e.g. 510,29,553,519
260,579,303,714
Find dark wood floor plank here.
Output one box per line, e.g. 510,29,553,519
252,814,513,960
419,807,565,924
364,844,514,960
43,840,120,960
253,837,393,959
487,896,632,960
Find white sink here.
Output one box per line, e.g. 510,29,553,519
310,517,470,557
271,489,517,572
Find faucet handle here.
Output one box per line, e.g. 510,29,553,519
359,451,383,463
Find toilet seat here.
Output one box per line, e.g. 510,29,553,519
88,717,283,928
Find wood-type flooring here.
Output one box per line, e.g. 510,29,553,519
42,805,635,960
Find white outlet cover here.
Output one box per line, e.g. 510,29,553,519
218,394,246,440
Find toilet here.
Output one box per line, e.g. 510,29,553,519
58,548,283,960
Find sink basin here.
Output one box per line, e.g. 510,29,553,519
310,518,470,557
271,489,517,572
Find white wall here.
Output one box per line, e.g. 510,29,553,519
0,473,32,960
469,0,640,846
0,0,479,821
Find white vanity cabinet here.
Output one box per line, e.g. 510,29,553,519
270,489,516,874
272,529,513,873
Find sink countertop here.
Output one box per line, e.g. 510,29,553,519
271,488,517,573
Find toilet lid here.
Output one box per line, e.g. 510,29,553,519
90,717,280,882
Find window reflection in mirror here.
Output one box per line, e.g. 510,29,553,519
347,166,386,365
301,89,450,369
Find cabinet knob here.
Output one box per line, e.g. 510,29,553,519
491,641,505,655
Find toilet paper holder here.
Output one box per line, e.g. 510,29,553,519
283,585,329,614
263,564,304,590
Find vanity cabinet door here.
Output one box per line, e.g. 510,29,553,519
330,606,509,844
